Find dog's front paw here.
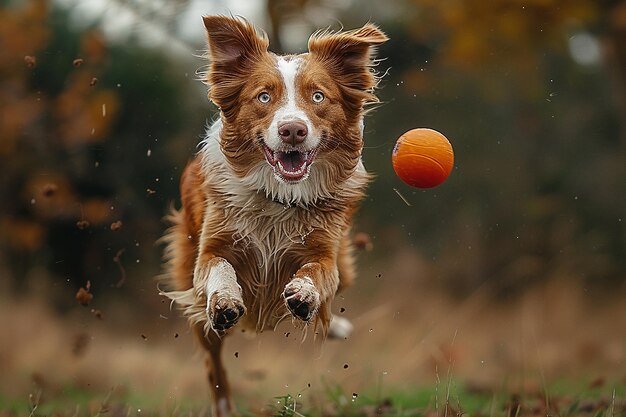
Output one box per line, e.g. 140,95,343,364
283,277,320,322
208,293,246,331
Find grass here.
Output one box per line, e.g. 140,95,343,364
267,379,626,417
2,378,624,417
0,384,206,417
3,289,626,417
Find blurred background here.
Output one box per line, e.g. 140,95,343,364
1,0,625,413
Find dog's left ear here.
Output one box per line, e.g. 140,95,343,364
308,24,388,103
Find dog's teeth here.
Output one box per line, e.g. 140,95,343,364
276,160,307,176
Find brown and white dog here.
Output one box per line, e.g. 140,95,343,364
161,15,387,416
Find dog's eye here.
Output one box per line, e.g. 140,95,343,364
257,92,271,104
312,91,325,103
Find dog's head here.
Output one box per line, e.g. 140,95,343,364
202,15,387,204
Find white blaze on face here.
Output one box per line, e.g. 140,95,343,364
266,57,318,151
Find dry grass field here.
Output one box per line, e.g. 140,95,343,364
2,263,625,416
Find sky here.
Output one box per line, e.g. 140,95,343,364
52,0,601,68
53,0,266,59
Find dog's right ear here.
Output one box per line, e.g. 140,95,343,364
203,15,269,64
202,16,269,116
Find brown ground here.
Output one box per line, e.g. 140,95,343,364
1,254,626,412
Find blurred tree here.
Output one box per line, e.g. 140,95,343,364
367,0,626,295
0,0,204,304
260,0,626,296
1,0,623,305
405,0,626,140
267,0,312,52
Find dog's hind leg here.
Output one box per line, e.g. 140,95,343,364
327,233,356,339
328,315,354,339
194,324,232,417
337,232,356,292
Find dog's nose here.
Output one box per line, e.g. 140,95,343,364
278,121,308,146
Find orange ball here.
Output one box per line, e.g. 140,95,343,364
392,128,454,188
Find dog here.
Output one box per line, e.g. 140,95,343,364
161,15,387,417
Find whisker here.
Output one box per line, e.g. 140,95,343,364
321,135,342,153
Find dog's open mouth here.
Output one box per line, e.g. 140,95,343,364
263,145,317,182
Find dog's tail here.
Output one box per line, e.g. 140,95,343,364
158,206,196,293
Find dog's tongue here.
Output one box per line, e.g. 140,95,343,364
278,151,305,172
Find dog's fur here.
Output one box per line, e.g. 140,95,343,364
161,15,387,416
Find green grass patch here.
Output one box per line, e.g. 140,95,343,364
1,379,625,417
261,378,626,417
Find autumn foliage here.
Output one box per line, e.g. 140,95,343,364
1,0,624,301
